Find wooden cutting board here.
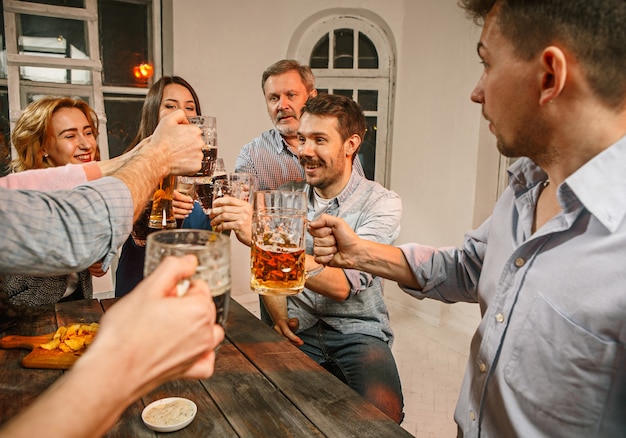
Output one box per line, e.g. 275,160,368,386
0,333,84,369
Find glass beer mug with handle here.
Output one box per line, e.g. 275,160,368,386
144,229,231,328
148,116,218,230
250,190,308,296
188,115,217,176
148,173,177,229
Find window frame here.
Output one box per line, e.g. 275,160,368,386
289,12,396,186
2,0,161,162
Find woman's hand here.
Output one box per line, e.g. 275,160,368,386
88,261,107,277
210,197,253,246
172,190,195,220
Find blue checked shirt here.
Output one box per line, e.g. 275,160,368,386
0,177,133,276
288,170,402,344
399,137,626,437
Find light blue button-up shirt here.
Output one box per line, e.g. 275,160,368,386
1,177,133,275
288,170,402,344
400,137,626,437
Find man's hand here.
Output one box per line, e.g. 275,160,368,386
93,255,224,386
273,317,303,346
310,214,422,289
261,295,303,346
308,214,362,269
149,110,204,176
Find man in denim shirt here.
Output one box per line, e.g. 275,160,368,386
213,94,404,423
235,59,366,324
309,1,626,437
266,94,404,423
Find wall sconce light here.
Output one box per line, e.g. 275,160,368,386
133,62,154,80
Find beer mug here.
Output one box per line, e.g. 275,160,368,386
145,230,231,327
148,174,177,229
213,173,257,203
188,115,217,176
250,191,307,296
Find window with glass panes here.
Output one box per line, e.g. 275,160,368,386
0,0,159,176
292,14,395,185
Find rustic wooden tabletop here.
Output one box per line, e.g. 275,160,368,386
0,297,413,437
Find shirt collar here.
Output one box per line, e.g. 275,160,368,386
270,128,297,157
507,158,547,193
304,169,364,209
508,135,626,232
565,135,626,232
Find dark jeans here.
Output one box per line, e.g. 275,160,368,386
298,321,404,424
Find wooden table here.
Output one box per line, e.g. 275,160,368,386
0,297,413,437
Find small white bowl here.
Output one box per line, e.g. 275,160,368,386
141,397,197,432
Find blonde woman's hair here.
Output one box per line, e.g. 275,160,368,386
10,96,100,172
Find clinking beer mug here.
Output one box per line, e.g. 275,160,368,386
188,115,217,176
148,174,177,229
250,191,308,295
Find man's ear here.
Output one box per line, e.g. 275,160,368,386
309,88,318,98
539,46,567,106
344,134,361,158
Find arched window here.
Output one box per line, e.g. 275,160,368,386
289,12,396,185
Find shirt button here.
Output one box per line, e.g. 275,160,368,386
479,362,487,373
496,313,505,323
514,257,525,267
470,410,476,421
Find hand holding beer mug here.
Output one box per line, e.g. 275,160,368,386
145,230,231,327
250,191,309,295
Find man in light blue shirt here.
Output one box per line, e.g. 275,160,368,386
309,1,626,436
214,93,404,423
235,59,365,323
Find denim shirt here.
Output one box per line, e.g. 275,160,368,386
287,170,402,344
399,137,626,437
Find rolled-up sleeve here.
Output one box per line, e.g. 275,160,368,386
0,163,99,190
0,177,133,275
398,217,490,303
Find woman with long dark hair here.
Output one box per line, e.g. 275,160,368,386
115,76,212,297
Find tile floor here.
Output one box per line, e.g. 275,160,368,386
232,283,482,438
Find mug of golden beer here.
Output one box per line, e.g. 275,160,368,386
148,174,177,229
250,190,307,296
145,230,231,328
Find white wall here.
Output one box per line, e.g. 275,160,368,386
168,0,497,318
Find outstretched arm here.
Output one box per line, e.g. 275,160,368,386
309,214,422,289
0,255,224,438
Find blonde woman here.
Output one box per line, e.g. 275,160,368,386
3,96,103,305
